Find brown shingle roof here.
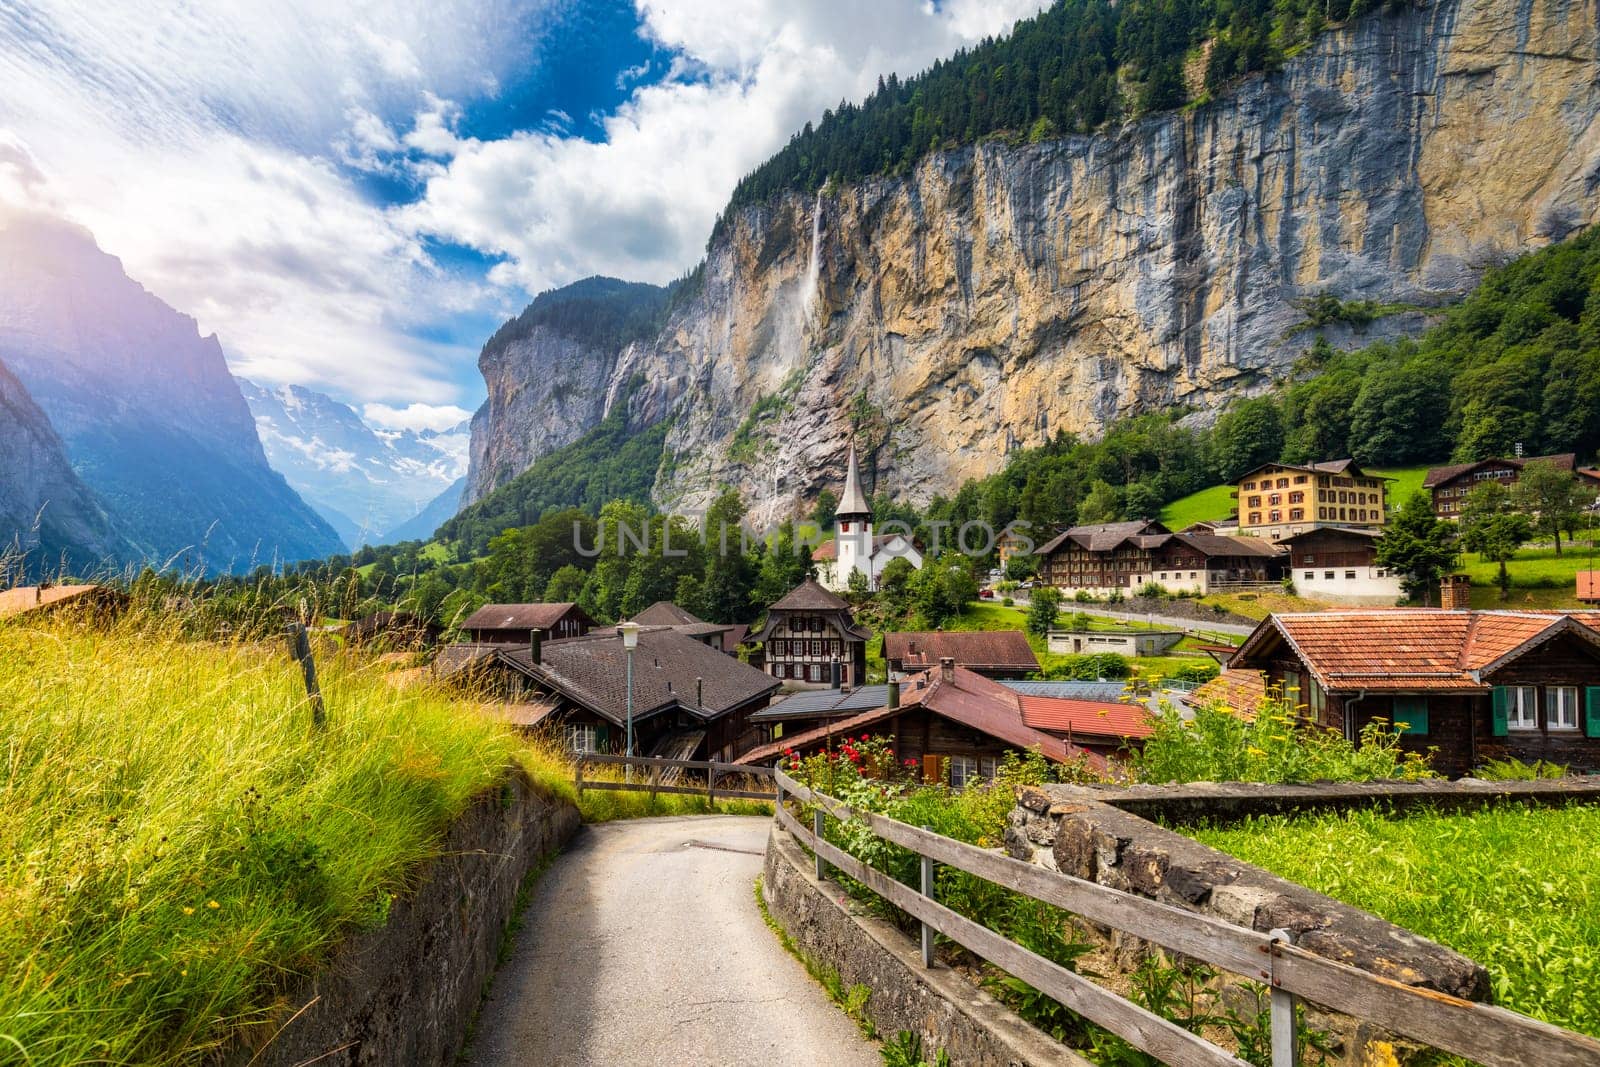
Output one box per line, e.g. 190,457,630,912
767,578,851,612
461,602,587,634
885,630,1040,673
500,627,779,724
1422,453,1578,489
629,600,703,626
1172,533,1284,558
1233,610,1600,693
1036,520,1168,556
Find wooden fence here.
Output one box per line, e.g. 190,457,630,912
773,768,1600,1067
574,752,777,803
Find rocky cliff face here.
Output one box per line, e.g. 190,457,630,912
0,355,124,576
468,0,1600,524
0,213,343,572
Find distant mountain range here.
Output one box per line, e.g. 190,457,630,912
237,380,468,548
0,212,342,575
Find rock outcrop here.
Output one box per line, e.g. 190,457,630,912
465,0,1600,523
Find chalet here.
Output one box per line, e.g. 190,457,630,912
435,626,779,762
813,445,923,592
1424,453,1599,519
1229,610,1600,776
339,610,441,651
460,602,594,643
0,583,127,621
883,630,1040,680
743,684,893,751
627,600,740,654
1233,460,1389,540
742,659,1111,784
754,578,871,688
1036,522,1282,597
1277,526,1402,604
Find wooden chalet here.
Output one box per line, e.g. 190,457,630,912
1277,526,1401,604
460,602,594,643
435,626,780,762
1424,453,1600,520
1230,611,1600,776
1036,521,1282,597
742,659,1114,785
628,600,742,654
883,630,1040,680
754,578,871,688
339,610,441,651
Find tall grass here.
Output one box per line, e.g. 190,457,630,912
0,609,521,1064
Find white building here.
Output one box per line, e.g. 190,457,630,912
1278,527,1403,604
813,445,923,592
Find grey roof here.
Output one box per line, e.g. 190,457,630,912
460,602,588,633
498,627,779,725
837,443,871,517
998,680,1135,701
1171,532,1285,558
1036,520,1168,556
748,685,891,723
767,578,854,615
630,600,704,626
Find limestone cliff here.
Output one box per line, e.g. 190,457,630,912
467,0,1600,524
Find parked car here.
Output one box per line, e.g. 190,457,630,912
978,588,994,599
1019,581,1035,590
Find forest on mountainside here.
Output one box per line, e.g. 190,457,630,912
715,0,1404,231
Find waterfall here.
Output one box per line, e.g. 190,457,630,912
802,192,822,325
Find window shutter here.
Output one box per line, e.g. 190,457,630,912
922,754,943,785
1393,696,1428,736
1587,688,1600,739
1491,687,1509,737
595,723,610,750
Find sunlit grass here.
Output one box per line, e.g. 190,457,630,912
0,609,523,1064
1188,804,1600,1037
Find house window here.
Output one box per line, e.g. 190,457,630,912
1290,509,1304,521
808,664,823,683
1508,686,1538,730
1248,513,1262,525
1304,571,1314,579
1549,686,1580,731
948,755,981,789
567,724,598,754
811,639,823,655
1344,571,1357,580
1324,571,1334,580
1289,491,1304,504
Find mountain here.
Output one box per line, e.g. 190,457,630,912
462,0,1600,526
0,212,343,573
237,379,469,546
384,476,466,544
0,355,127,577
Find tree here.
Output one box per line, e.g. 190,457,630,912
878,556,916,616
1026,586,1061,637
543,564,587,602
810,488,838,530
1511,460,1595,556
911,553,976,627
1211,397,1285,482
1458,482,1532,600
1077,480,1124,525
1375,491,1459,604
846,567,871,600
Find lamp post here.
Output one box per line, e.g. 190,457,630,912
617,621,641,778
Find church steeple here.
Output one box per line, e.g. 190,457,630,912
837,444,871,520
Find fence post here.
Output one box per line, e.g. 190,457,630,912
283,623,325,730
920,826,935,968
1269,927,1299,1067
707,759,717,805
575,755,585,797
813,807,826,882
649,762,661,804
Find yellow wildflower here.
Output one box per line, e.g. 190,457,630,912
182,906,194,916
206,900,220,910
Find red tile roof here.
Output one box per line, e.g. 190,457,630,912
1233,610,1600,693
885,630,1040,673
1193,669,1268,716
1017,696,1153,741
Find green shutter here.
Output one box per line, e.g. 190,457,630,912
595,723,611,751
1586,688,1600,739
1491,687,1509,738
1393,696,1428,737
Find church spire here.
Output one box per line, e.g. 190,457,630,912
837,443,871,519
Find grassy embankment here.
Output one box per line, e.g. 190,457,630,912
1189,804,1600,1037
0,611,525,1064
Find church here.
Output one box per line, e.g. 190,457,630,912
812,445,923,592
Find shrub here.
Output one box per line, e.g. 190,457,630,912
1473,756,1571,780
1137,581,1169,599
1036,652,1131,681
1171,661,1221,685
1134,691,1436,785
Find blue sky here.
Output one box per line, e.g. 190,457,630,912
0,0,1043,430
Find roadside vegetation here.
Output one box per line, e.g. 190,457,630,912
518,735,773,823
0,607,523,1065
1188,804,1600,1037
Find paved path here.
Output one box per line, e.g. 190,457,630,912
468,815,880,1067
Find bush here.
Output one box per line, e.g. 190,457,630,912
1473,756,1571,780
1137,581,1169,599
1134,691,1435,785
1036,652,1131,681
1171,661,1221,685
1074,590,1094,603
1001,597,1014,607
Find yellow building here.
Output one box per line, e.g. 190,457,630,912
1233,460,1389,541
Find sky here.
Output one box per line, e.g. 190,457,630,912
0,0,1044,432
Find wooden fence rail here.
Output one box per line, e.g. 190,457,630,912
575,752,777,802
772,768,1600,1067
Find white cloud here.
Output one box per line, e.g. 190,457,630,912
364,401,474,433
404,0,1048,293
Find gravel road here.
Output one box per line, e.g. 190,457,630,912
467,815,880,1067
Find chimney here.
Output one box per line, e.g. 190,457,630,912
887,680,900,709
1440,573,1472,611
830,659,841,689
696,676,703,707
939,656,955,684
529,627,543,664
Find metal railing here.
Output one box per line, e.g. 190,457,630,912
773,768,1600,1067
575,752,777,802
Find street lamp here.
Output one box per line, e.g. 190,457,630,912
617,621,641,773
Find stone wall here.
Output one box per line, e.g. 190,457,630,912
224,769,580,1066
762,825,1088,1067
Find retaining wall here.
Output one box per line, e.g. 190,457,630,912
224,768,580,1066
